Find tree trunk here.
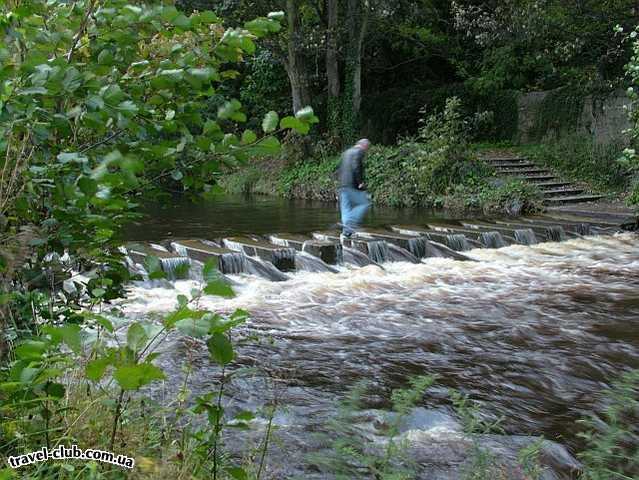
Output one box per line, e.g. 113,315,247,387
342,0,368,143
285,0,312,113
326,0,341,136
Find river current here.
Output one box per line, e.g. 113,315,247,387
122,231,639,472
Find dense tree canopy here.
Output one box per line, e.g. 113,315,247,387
178,0,637,144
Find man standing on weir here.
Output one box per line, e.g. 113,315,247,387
338,138,371,242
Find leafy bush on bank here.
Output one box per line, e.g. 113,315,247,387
259,98,544,215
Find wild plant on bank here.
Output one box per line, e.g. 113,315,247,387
0,258,275,479
308,375,436,479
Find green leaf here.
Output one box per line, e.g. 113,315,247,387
175,316,211,338
172,13,191,29
202,258,219,283
62,67,82,92
262,111,279,133
280,116,309,134
161,6,180,22
78,176,98,197
144,255,165,280
204,280,235,298
218,99,242,120
234,410,255,421
46,382,65,399
241,129,257,144
295,106,316,121
226,467,248,480
127,323,149,353
86,355,112,382
42,324,82,354
249,136,280,156
207,333,234,366
113,363,165,390
199,10,219,24
164,307,208,329
15,340,48,361
171,170,183,181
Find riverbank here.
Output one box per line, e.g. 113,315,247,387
219,143,546,216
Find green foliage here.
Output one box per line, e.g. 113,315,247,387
530,87,586,141
577,369,639,479
521,134,628,192
618,25,639,207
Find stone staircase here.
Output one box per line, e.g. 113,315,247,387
481,154,605,205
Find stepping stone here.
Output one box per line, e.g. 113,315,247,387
357,228,416,250
170,239,254,275
269,233,342,264
223,237,296,272
269,233,312,250
461,221,550,241
499,218,592,236
125,243,190,279
302,240,342,265
171,239,235,263
390,225,481,251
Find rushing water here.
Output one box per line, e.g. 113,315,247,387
123,231,639,462
122,195,639,474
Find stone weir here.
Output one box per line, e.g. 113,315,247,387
124,214,630,281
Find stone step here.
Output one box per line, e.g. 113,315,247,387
543,194,606,205
490,162,537,169
534,181,573,190
541,188,584,197
483,156,528,164
516,174,558,182
497,167,552,175
223,237,296,272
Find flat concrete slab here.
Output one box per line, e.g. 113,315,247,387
389,225,482,252
126,243,190,278
269,233,311,250
223,237,296,272
357,228,416,250
460,221,549,242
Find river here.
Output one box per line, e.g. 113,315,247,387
123,195,639,476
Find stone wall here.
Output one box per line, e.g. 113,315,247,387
517,89,631,144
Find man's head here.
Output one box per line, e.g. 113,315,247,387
355,138,371,151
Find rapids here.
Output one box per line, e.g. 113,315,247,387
122,232,639,474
